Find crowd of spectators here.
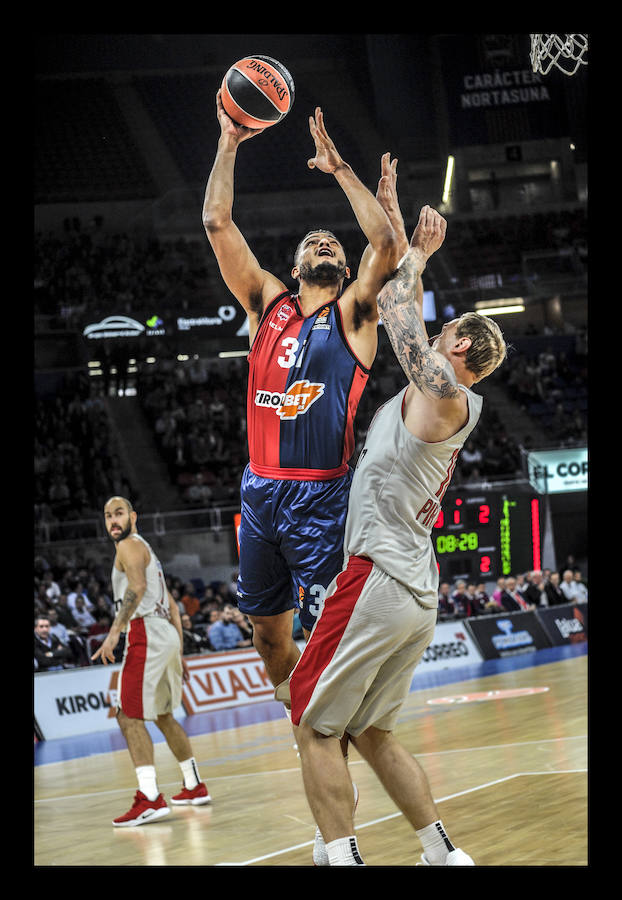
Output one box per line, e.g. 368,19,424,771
35,370,137,540
35,542,586,672
446,207,587,268
34,219,588,673
34,217,211,328
34,210,587,337
33,548,266,672
135,330,527,505
137,356,247,506
33,340,528,538
436,560,588,622
500,334,588,447
35,216,588,510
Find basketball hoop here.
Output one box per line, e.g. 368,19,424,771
530,34,588,76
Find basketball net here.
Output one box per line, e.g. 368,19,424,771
530,34,588,76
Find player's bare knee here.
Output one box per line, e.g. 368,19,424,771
351,726,392,759
155,712,174,731
116,708,144,734
116,707,129,727
296,721,330,752
251,621,291,656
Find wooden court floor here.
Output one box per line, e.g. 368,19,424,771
34,652,587,867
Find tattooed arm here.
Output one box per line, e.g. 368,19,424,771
372,158,429,337
91,539,148,665
377,205,461,400
378,251,460,400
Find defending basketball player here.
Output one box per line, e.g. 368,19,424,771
202,97,399,691
91,497,211,826
276,205,507,865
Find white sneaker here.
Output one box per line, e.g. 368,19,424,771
418,848,475,866
313,783,359,866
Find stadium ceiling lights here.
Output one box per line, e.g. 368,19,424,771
474,298,525,316
442,155,455,204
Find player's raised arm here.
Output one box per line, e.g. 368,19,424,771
377,206,461,401
202,91,286,339
374,160,434,338
307,108,397,313
375,153,410,261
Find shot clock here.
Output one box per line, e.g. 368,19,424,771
433,486,542,582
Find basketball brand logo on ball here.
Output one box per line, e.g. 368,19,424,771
221,55,295,130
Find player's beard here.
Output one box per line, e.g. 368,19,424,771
299,259,347,287
109,521,132,543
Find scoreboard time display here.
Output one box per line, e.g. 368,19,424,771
432,487,542,582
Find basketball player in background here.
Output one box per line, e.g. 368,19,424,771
276,205,507,865
202,98,398,687
91,497,211,826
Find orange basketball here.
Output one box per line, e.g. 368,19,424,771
220,55,295,130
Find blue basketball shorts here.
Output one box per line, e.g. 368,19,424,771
236,465,353,633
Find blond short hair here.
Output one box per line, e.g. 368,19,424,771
456,312,507,381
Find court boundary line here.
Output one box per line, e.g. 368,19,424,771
214,768,588,866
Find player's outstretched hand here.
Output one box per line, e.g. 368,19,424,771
216,90,266,144
91,632,119,665
376,153,408,257
307,107,344,174
410,205,447,260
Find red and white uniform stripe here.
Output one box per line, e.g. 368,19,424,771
112,535,182,721
285,383,482,738
288,556,436,736
344,384,482,608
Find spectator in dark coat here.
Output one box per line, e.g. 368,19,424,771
545,571,566,606
34,615,72,671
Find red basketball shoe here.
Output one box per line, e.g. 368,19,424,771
112,791,170,827
170,782,212,806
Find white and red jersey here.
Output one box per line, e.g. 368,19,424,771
344,384,483,607
246,291,369,480
111,534,170,625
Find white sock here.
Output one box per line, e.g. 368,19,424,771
326,836,365,866
135,765,159,801
313,826,328,866
314,783,359,866
416,820,455,865
179,757,200,790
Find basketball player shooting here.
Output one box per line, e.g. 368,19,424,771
202,96,399,692
277,204,508,865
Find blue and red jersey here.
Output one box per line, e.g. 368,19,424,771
246,291,370,479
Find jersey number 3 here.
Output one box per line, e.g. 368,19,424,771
277,337,299,369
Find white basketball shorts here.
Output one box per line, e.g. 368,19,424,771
282,555,437,738
118,615,182,720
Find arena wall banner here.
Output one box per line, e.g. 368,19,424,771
417,620,484,672
81,304,248,341
181,648,275,714
38,610,575,740
527,447,588,494
437,34,571,148
465,610,552,659
536,602,588,646
34,664,186,740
